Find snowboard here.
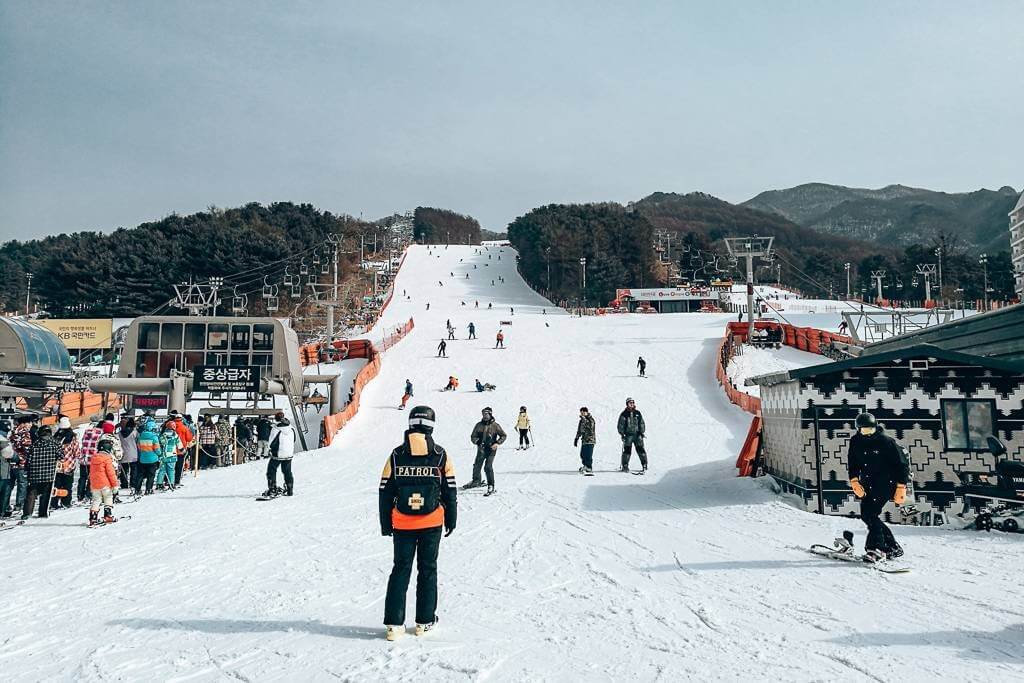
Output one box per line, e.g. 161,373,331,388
807,544,910,574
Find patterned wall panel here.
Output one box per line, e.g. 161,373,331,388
761,353,1024,520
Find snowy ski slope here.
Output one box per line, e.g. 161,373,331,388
2,245,1021,682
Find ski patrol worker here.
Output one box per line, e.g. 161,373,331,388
379,405,458,641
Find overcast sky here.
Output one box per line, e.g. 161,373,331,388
1,1,1021,242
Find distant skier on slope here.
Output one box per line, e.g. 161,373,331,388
379,405,457,641
515,406,531,450
574,407,596,475
846,412,909,562
637,356,646,377
437,340,447,358
447,325,455,340
467,322,476,339
465,408,506,495
495,331,504,348
399,379,413,409
617,398,647,473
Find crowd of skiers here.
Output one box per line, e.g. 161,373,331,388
0,409,297,525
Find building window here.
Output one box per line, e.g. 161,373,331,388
231,324,251,351
161,323,183,350
207,324,229,351
253,324,274,351
138,323,160,350
184,323,206,350
941,399,996,451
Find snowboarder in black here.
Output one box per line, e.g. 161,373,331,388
637,356,646,377
437,340,447,358
379,405,457,640
846,412,909,561
617,398,647,472
574,407,596,474
466,408,506,494
467,322,476,340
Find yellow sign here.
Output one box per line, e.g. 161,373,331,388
38,319,113,349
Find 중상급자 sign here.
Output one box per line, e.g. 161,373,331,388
194,365,261,393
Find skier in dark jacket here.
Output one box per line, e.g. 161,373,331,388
379,405,457,640
466,408,507,494
846,413,909,560
574,407,596,474
467,322,476,340
22,426,60,519
617,398,647,473
637,356,646,377
437,340,447,357
256,416,273,458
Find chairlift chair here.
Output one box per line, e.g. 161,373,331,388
300,259,310,276
290,283,301,298
262,276,274,298
283,266,295,287
231,286,248,314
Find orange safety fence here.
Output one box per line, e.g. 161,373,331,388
735,415,762,477
319,317,415,447
720,321,850,476
30,391,124,426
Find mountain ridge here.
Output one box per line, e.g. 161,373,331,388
742,183,1019,254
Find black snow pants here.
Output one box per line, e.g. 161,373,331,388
621,435,648,470
23,482,52,518
518,429,530,447
579,443,594,469
861,488,900,553
384,527,443,626
267,458,294,491
472,448,496,486
139,462,158,493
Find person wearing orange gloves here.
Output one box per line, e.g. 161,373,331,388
846,412,910,562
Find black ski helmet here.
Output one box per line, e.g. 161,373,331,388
408,406,436,433
855,412,876,429
520,406,527,412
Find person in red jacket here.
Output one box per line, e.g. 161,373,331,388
88,440,119,526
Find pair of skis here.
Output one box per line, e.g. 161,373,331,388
88,515,131,529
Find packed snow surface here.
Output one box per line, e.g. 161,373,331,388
726,344,825,397
3,245,1021,682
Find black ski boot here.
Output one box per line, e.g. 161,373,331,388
285,484,294,497
103,506,115,524
88,510,100,527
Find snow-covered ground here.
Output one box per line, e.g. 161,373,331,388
726,344,825,398
3,245,1022,682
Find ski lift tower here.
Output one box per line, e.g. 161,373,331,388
724,235,774,338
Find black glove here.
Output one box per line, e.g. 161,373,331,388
444,526,455,537
573,438,579,447
381,528,392,537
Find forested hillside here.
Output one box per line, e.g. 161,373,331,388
743,183,1019,254
0,203,372,316
507,203,658,305
413,207,481,245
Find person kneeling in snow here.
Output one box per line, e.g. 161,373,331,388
442,376,459,392
474,379,496,392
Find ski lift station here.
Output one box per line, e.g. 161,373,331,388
89,316,350,450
